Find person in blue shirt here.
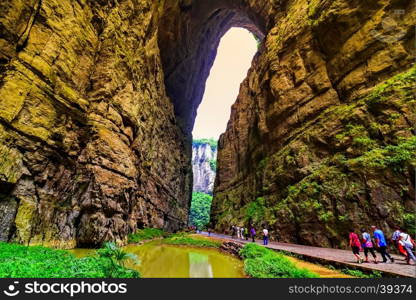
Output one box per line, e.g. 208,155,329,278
371,226,395,263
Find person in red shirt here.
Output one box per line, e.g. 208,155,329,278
349,229,363,263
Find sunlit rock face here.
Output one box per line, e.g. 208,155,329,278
0,0,192,248
192,143,217,195
0,0,414,248
211,0,416,248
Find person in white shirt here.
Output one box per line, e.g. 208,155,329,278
398,232,416,264
240,227,245,240
263,228,269,245
236,226,241,239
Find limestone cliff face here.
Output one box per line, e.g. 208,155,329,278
211,0,415,248
0,0,414,249
0,0,192,248
192,142,217,195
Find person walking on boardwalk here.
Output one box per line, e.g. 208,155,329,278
391,226,401,250
236,226,241,239
244,227,249,240
349,229,363,263
250,227,256,243
240,227,245,240
371,226,394,263
231,225,236,239
360,228,378,264
398,231,416,265
262,227,269,245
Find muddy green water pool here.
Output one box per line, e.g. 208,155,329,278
69,241,245,278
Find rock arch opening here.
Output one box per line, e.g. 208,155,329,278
192,28,258,139
158,0,266,137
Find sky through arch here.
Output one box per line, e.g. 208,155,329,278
192,28,258,139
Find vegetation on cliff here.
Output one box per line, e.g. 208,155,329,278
209,159,217,171
0,242,139,278
240,244,318,278
213,66,416,246
193,138,218,150
189,192,213,229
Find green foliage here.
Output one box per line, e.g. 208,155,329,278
189,192,213,229
163,234,222,248
347,136,416,172
0,242,139,278
258,157,269,170
128,228,169,243
193,138,218,151
244,197,266,223
96,242,140,278
341,268,382,278
209,159,217,171
403,213,416,236
364,66,416,112
239,244,318,278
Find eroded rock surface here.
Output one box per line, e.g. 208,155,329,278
211,0,415,248
192,142,217,195
0,0,192,248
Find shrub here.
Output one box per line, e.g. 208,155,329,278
189,192,213,229
403,213,416,236
163,234,221,248
96,242,140,278
128,228,169,243
0,242,139,278
239,244,318,278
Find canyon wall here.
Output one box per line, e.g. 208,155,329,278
0,0,414,249
0,0,192,248
211,0,415,247
192,141,217,195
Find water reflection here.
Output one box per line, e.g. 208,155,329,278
70,241,244,278
188,252,213,278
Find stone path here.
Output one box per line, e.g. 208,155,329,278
199,232,416,278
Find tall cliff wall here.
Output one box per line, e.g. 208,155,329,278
192,141,217,195
0,0,414,249
0,0,192,248
211,0,415,248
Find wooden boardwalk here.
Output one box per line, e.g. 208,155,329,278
200,232,416,278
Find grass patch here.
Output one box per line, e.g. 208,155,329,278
0,242,139,278
239,243,319,278
163,234,222,248
128,228,169,243
340,268,382,278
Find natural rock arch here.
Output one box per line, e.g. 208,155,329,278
158,0,267,135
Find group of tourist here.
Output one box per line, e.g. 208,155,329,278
349,226,415,265
231,225,269,245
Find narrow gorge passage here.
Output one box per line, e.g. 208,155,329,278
189,28,258,230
